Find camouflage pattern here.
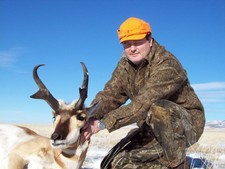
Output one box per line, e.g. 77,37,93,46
92,39,205,168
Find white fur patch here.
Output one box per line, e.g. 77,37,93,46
26,155,61,169
0,124,34,168
58,99,77,111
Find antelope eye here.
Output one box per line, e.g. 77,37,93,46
52,116,56,122
52,111,57,122
76,114,86,121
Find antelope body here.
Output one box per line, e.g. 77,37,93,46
0,63,99,169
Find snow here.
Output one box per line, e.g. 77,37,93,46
82,146,107,169
82,150,225,169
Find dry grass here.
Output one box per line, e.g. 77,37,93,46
22,124,53,137
187,128,225,168
24,124,225,151
187,128,225,156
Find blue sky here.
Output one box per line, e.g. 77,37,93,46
0,0,225,124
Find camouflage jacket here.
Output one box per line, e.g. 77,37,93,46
92,39,204,132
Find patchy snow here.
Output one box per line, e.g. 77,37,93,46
82,146,107,169
82,149,225,169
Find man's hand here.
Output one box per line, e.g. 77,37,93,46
81,118,101,143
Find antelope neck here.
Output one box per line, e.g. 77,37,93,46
61,141,80,158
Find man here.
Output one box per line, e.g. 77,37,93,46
82,17,205,168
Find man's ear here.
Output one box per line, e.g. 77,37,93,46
149,37,153,47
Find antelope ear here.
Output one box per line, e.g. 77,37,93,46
86,100,102,118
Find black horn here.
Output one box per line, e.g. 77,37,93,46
30,64,60,112
75,62,89,110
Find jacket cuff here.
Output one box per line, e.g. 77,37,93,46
102,114,117,132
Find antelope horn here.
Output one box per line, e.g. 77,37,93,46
75,62,89,110
30,64,60,112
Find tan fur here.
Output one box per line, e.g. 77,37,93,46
10,136,53,159
4,124,89,169
8,153,28,169
17,125,38,135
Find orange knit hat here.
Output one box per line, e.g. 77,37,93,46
117,17,151,43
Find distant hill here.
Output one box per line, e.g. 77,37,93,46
205,120,225,128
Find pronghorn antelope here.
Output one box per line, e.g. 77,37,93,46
0,62,100,169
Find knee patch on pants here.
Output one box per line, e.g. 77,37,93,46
146,100,190,167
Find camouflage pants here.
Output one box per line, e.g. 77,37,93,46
101,100,205,169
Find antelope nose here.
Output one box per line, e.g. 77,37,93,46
51,132,61,140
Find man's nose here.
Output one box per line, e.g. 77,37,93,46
130,45,137,51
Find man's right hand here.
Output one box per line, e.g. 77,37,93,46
80,118,101,143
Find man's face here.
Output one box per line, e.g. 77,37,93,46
122,37,152,65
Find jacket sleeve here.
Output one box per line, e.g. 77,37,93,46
103,52,188,132
91,58,129,119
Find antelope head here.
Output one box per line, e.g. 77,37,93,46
30,62,98,149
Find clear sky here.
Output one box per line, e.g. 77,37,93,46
0,0,225,124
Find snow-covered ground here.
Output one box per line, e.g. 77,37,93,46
82,146,106,169
82,127,225,169
82,149,225,169
187,153,225,169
